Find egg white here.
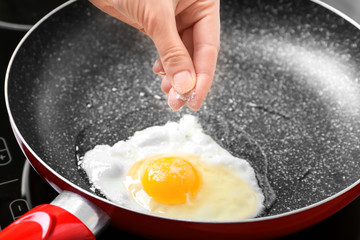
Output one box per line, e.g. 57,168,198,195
80,115,265,220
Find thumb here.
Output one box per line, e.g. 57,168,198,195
149,17,196,95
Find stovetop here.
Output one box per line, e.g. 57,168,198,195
1,1,360,239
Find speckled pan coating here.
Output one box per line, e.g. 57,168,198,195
7,0,360,217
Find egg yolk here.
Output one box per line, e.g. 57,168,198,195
140,156,201,205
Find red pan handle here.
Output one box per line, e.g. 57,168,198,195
0,204,95,240
0,191,110,240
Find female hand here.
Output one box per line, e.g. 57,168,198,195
89,0,220,110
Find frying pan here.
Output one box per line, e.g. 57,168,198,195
2,0,360,239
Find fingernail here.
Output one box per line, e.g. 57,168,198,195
175,90,194,102
168,88,185,111
173,71,195,94
153,59,163,73
156,72,166,78
186,92,201,111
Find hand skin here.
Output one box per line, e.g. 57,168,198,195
89,0,220,111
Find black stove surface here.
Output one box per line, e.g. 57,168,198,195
1,1,360,239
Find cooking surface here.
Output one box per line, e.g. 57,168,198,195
1,0,360,238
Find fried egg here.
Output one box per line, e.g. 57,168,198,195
80,115,264,221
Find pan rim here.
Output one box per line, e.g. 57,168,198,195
4,0,360,224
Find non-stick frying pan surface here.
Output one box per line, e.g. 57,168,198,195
6,0,360,219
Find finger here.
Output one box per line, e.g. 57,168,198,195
149,12,196,95
154,60,170,94
186,74,212,110
161,76,172,94
168,88,186,110
153,59,165,74
181,27,194,58
187,1,220,110
174,0,197,15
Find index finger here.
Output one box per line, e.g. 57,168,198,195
187,0,220,110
